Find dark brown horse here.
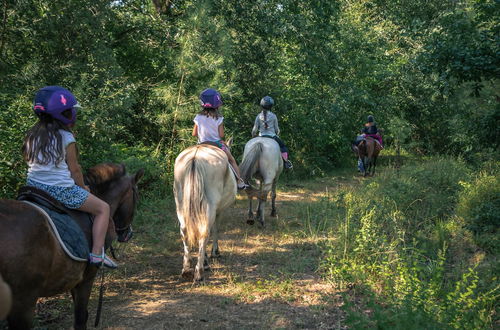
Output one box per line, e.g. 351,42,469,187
357,137,381,176
0,163,143,329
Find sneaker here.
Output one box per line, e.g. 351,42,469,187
89,250,118,269
237,181,250,190
284,160,293,169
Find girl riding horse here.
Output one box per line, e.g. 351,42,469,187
252,96,293,169
192,88,249,190
23,86,116,268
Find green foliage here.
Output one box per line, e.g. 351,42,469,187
320,158,497,329
1,0,499,197
457,172,500,252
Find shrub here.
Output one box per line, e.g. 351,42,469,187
457,173,500,252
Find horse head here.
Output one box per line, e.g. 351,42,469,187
85,163,144,243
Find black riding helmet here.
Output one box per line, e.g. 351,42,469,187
367,115,375,123
260,96,274,110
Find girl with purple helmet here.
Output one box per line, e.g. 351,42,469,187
23,86,117,268
192,88,249,189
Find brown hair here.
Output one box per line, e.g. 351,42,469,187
263,110,269,129
22,112,72,165
199,107,220,120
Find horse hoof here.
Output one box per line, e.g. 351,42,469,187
270,211,277,217
181,269,193,280
247,219,255,225
211,250,220,258
193,273,204,283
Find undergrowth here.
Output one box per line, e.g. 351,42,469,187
313,157,499,329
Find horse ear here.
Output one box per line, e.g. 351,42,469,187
134,168,145,184
226,137,233,147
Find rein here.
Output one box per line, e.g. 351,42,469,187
94,180,139,327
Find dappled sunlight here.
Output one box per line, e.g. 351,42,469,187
30,171,354,329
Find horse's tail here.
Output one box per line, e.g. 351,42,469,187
0,272,11,320
351,142,358,154
240,142,263,182
180,157,209,248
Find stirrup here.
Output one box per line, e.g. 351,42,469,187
89,248,118,269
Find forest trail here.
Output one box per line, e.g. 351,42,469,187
30,172,362,329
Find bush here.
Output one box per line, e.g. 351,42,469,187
80,143,171,198
457,173,500,252
321,157,497,329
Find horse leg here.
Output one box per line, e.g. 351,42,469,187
180,227,193,279
7,294,38,330
194,207,216,282
270,180,278,217
246,195,255,225
210,220,220,259
71,273,96,330
372,156,378,176
258,183,271,227
194,235,209,282
363,156,369,177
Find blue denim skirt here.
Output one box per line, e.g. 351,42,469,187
27,179,89,209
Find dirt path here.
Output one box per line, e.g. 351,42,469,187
28,176,358,329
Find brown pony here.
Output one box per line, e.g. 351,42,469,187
357,137,381,176
0,163,143,329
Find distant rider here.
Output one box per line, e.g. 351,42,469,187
252,96,293,169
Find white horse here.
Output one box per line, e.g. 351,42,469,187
173,144,237,282
240,137,283,227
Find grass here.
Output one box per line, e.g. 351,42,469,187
8,153,496,329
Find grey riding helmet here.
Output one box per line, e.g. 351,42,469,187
260,96,274,110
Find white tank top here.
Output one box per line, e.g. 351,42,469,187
194,114,224,143
27,129,76,187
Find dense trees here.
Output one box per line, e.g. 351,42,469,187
1,0,498,196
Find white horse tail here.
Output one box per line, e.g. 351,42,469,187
240,142,263,182
181,158,209,248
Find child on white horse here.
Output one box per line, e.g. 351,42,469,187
192,88,249,189
252,96,293,169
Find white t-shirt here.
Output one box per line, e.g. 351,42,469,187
27,129,76,187
194,114,224,143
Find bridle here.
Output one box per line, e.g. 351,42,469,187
114,181,138,242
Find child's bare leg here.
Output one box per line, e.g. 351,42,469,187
78,194,110,254
224,150,243,181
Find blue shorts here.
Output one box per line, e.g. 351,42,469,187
26,179,90,209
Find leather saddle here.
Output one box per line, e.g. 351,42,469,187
17,186,93,241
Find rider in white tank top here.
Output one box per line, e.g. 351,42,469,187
193,114,224,143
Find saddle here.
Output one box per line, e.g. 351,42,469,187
17,186,91,223
17,186,92,261
199,141,222,148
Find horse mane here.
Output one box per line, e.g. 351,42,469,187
85,163,126,194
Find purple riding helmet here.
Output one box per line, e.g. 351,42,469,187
199,88,222,108
33,86,80,126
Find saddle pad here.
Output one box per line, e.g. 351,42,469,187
22,201,89,262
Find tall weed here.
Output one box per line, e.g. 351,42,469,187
320,157,497,329
457,172,500,253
